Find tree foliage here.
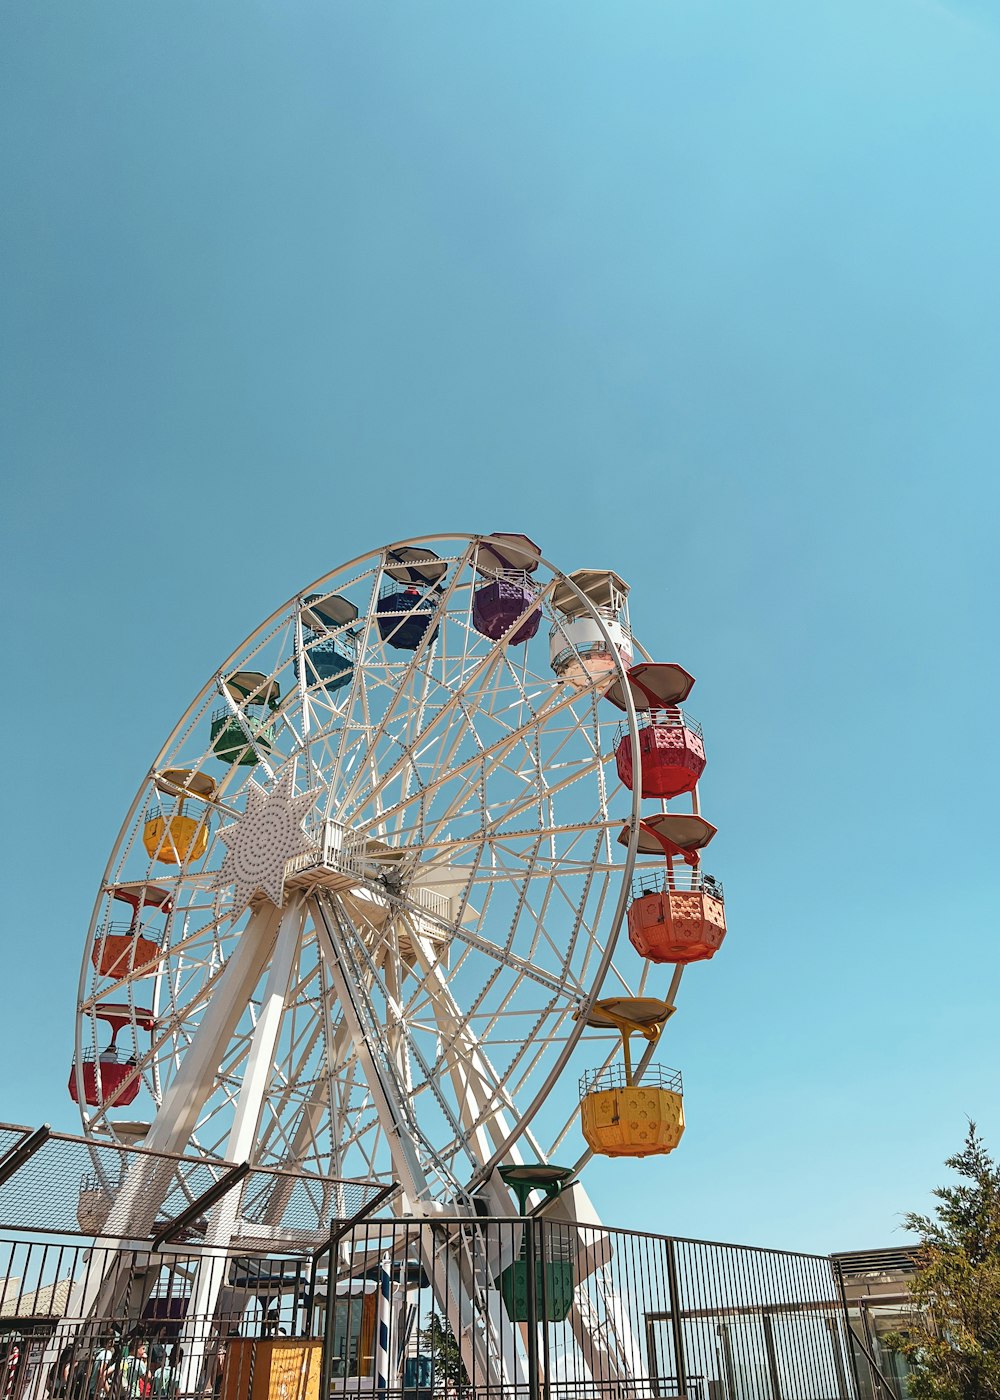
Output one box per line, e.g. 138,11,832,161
886,1123,1000,1399
419,1312,469,1395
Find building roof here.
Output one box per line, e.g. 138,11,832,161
830,1247,919,1277
0,1277,74,1318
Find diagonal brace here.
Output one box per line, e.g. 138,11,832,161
0,1125,51,1189
310,1180,398,1264
151,1161,250,1250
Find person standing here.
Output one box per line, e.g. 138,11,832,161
152,1346,181,1400
88,1324,122,1400
47,1345,77,1399
114,1342,150,1400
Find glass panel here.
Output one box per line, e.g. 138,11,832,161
330,1295,366,1378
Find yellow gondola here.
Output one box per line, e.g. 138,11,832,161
142,770,216,866
577,998,684,1158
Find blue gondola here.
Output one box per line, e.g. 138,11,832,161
376,547,448,653
296,594,359,693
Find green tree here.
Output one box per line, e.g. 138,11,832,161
419,1313,469,1396
885,1123,1000,1399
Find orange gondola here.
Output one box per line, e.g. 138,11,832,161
91,883,170,979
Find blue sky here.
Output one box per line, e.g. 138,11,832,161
2,0,999,1253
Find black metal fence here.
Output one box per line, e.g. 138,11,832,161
0,1223,870,1400
311,1218,860,1400
0,1125,891,1400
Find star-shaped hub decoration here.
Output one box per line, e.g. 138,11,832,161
213,768,320,914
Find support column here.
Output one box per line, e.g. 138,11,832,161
312,895,516,1391
179,898,307,1392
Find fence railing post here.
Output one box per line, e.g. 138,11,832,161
539,1219,551,1400
312,1182,397,1399
320,1219,339,1400
834,1257,866,1400
524,1213,541,1400
762,1313,783,1400
664,1238,688,1400
826,1316,851,1400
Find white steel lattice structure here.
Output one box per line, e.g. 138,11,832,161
71,534,713,1384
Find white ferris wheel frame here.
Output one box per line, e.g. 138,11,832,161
71,533,699,1226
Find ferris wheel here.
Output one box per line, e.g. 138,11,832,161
70,532,726,1229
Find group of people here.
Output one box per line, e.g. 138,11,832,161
47,1338,185,1400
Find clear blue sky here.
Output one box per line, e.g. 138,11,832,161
2,0,998,1254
